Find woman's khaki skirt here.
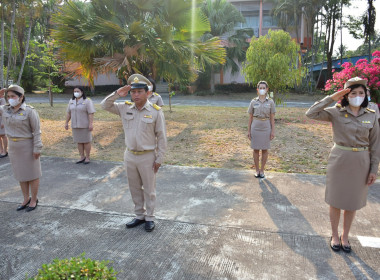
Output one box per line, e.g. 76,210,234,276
0,119,5,135
8,138,41,182
326,146,370,211
72,128,92,143
250,119,271,150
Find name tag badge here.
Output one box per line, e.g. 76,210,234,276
264,104,271,108
253,103,260,108
126,112,133,115
144,115,153,119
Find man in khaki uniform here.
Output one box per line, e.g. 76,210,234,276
101,74,167,232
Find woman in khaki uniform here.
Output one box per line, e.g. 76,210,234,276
306,77,379,253
247,81,276,178
0,85,42,212
147,77,164,106
65,87,96,164
0,90,8,157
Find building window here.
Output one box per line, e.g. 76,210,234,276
263,12,278,27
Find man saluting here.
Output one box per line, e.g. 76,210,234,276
101,74,167,232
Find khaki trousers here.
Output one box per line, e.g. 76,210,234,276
124,150,156,221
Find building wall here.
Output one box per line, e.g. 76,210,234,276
64,73,120,87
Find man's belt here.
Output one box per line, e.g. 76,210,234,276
254,117,269,121
8,137,32,142
334,143,368,152
127,149,154,155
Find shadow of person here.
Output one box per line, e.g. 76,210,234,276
342,251,380,279
259,178,338,279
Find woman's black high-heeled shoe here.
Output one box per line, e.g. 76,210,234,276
330,236,340,252
340,236,351,253
26,199,38,212
16,197,31,211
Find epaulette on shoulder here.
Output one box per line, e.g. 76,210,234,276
153,104,161,110
335,103,342,108
87,97,91,100
154,92,159,96
125,100,133,105
26,105,34,109
366,107,376,113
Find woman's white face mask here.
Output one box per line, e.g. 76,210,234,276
348,96,364,107
74,91,82,98
8,97,20,107
259,89,267,95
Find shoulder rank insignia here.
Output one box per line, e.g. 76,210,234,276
26,105,34,109
335,103,342,108
154,92,159,96
153,104,161,110
366,108,375,113
125,101,133,105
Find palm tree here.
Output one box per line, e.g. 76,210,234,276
51,0,226,100
201,0,253,93
5,0,16,86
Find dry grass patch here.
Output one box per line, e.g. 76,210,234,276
32,103,338,174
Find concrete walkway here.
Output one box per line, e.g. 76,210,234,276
1,157,380,279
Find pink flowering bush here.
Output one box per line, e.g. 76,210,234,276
324,51,380,103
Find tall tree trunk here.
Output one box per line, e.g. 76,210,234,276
316,19,328,90
368,0,374,61
326,3,337,81
5,0,16,86
0,5,4,88
210,66,215,93
17,18,33,85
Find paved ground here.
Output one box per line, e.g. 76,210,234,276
1,156,380,279
25,93,316,108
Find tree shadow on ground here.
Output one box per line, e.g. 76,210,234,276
342,251,380,279
259,178,338,279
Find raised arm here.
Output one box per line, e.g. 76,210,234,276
100,85,131,115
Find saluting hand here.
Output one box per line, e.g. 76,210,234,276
330,88,351,101
33,153,40,160
153,162,161,173
116,85,132,97
367,173,377,186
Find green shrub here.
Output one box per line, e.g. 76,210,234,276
27,253,117,280
214,83,255,93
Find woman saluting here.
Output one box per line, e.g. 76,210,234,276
306,77,379,253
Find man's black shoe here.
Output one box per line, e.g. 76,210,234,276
126,218,145,228
145,221,155,232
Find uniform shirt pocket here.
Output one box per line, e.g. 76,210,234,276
252,103,260,117
13,113,29,128
263,104,271,116
123,114,134,128
141,117,154,130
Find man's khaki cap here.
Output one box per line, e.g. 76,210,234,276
127,74,152,89
6,84,25,95
344,77,367,89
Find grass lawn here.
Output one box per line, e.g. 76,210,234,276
33,102,334,175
